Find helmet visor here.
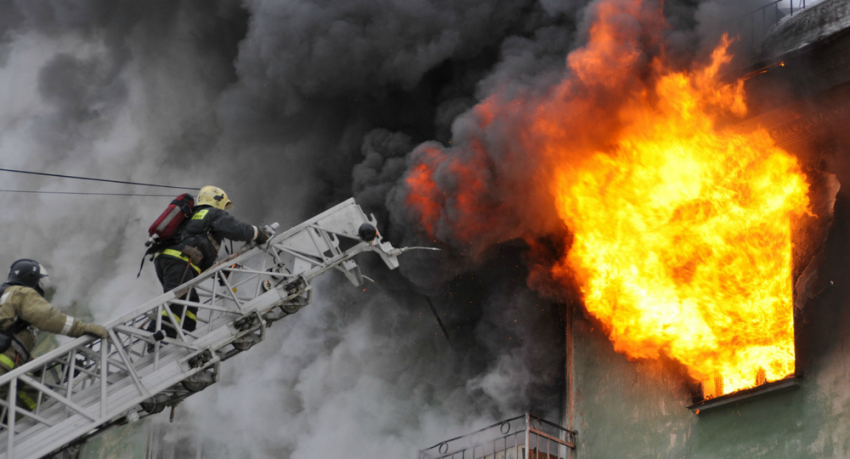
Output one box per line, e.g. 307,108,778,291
37,264,52,291
38,275,52,292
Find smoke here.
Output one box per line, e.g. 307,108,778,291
0,0,763,457
383,0,774,280
179,271,564,457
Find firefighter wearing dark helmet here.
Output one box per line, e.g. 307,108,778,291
0,259,108,410
152,186,270,337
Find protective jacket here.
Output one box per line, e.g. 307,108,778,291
0,284,92,372
162,205,257,271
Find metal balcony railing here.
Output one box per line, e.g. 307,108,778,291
419,413,576,459
741,0,810,49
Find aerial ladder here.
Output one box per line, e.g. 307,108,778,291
0,199,412,458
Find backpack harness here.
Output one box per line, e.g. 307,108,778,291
137,193,195,277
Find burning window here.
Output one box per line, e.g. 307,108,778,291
543,31,817,401
687,169,838,410
401,0,837,407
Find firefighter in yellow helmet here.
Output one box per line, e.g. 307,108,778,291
151,186,270,337
0,259,108,410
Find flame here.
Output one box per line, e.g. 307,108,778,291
403,0,810,396
406,160,442,237
551,45,808,395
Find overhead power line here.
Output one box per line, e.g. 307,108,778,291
424,296,454,350
0,168,200,191
0,190,177,197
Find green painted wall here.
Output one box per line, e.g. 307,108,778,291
79,421,148,459
570,191,850,459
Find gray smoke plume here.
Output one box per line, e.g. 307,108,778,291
0,0,763,457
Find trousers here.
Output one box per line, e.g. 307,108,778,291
150,254,199,337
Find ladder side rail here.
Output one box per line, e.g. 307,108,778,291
0,197,367,383
14,356,210,457
0,250,292,436
12,280,301,458
0,253,261,456
0,199,400,458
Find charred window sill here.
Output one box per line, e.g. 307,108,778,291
687,377,801,414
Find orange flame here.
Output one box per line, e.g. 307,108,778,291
406,160,442,237
403,0,810,396
551,43,808,396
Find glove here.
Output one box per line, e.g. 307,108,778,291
82,323,108,339
255,226,271,244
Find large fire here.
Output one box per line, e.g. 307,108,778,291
404,0,810,396
550,42,809,395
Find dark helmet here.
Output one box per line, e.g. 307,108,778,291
7,259,49,294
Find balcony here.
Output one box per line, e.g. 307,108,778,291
419,413,576,459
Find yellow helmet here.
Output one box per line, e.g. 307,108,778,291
197,185,233,211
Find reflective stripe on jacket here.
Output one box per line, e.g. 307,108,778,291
167,205,256,271
162,308,197,323
0,285,89,368
155,249,201,274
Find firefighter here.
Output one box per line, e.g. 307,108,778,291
0,259,108,410
151,186,270,337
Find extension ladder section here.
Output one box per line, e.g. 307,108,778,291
0,199,404,459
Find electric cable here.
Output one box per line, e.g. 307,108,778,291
424,295,454,350
0,168,199,190
0,190,176,197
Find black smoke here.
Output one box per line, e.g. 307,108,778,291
0,0,759,457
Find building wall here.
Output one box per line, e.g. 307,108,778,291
571,214,850,459
569,4,850,456
79,419,205,459
78,422,149,459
